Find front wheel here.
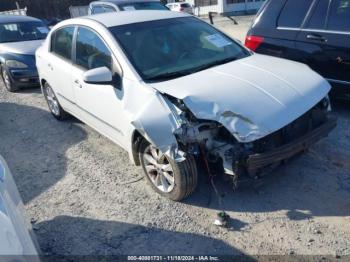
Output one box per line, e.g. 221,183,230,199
139,139,198,201
42,82,69,120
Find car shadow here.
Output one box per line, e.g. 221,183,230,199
35,215,245,256
19,86,42,95
0,102,87,204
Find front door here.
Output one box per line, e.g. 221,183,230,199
71,26,128,147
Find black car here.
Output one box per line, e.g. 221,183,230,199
0,15,49,92
245,0,350,99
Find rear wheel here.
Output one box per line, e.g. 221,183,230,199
139,139,198,201
2,68,18,92
42,82,69,120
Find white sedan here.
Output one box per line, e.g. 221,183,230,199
166,2,193,14
36,11,336,201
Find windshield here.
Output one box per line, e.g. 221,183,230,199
110,17,250,82
118,2,168,11
0,21,49,43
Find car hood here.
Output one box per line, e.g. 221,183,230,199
150,54,331,142
0,40,44,55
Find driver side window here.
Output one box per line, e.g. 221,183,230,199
75,27,112,71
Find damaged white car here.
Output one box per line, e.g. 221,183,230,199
36,11,336,201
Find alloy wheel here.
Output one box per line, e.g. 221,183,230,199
143,145,175,193
44,85,60,116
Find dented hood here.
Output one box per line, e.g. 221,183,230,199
150,54,331,142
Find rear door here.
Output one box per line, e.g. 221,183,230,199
250,0,313,59
323,0,350,85
274,0,314,59
294,0,330,77
295,0,350,85
47,26,76,112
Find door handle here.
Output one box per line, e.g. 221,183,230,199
306,34,327,42
336,57,350,65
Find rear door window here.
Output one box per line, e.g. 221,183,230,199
51,27,75,60
327,0,350,31
306,0,330,29
278,0,313,28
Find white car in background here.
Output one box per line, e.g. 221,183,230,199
36,11,335,201
89,0,169,14
0,155,39,257
166,2,193,14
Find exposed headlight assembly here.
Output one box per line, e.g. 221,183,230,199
5,60,28,69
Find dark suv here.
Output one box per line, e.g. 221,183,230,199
245,0,350,99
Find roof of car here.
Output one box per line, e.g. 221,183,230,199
92,0,161,4
0,15,41,24
85,10,190,27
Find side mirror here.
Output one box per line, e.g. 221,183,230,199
83,67,113,85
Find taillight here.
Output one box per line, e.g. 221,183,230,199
180,7,184,11
245,35,264,51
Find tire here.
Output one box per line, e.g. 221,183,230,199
42,82,69,120
1,67,18,92
139,139,198,201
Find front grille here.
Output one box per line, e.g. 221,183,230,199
252,101,328,153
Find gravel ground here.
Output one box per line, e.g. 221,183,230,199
0,16,350,257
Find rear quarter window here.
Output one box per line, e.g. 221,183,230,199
278,0,313,28
51,27,75,60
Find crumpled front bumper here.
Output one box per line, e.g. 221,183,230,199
246,116,337,174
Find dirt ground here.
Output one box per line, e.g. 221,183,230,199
0,16,350,257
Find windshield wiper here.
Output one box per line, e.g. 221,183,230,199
144,70,191,82
190,57,238,74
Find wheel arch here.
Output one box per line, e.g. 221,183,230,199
40,78,47,87
130,129,145,166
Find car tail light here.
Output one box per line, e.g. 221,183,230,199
180,7,184,11
245,35,264,51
